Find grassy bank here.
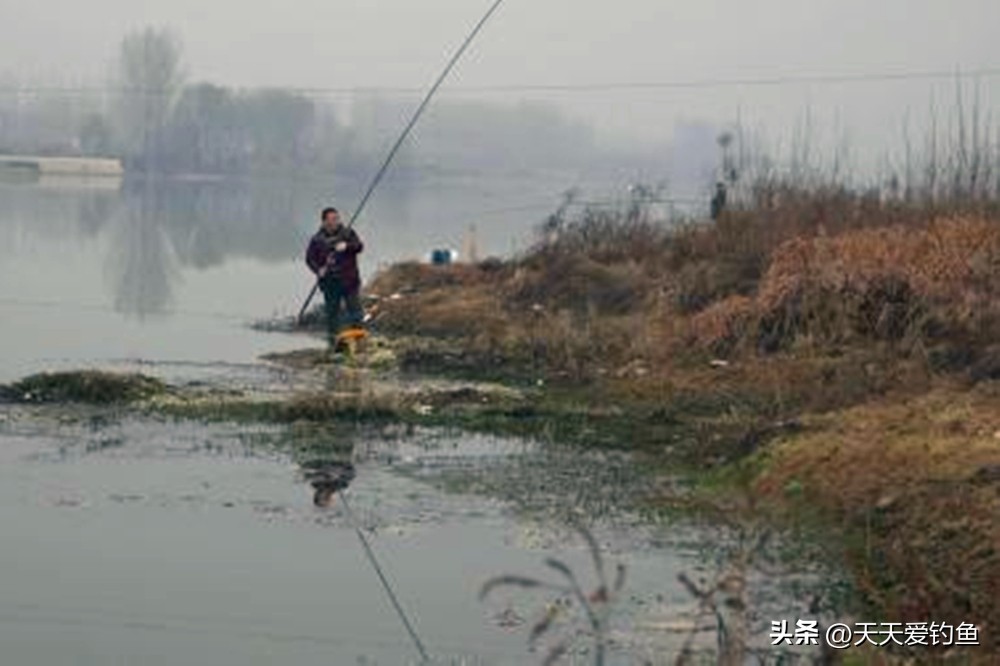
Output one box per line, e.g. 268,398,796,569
365,184,1000,655
753,384,1000,644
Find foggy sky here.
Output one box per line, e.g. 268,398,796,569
3,0,1000,158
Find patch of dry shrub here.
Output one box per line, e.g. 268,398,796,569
688,295,755,354
368,261,504,296
369,198,1000,385
374,286,506,340
529,212,669,266
507,255,651,316
754,216,1000,351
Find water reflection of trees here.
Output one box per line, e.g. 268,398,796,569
97,177,366,316
0,178,320,317
155,178,308,266
103,176,418,317
106,181,178,318
0,183,119,260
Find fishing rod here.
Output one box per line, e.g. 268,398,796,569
298,0,507,323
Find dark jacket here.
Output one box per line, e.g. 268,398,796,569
306,225,364,291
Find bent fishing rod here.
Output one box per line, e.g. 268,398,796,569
298,0,507,323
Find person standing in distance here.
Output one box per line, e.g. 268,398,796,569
305,207,364,349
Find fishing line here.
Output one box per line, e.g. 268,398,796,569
298,0,507,322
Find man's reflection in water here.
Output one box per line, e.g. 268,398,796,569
300,458,356,508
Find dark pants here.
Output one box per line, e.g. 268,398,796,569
319,277,363,342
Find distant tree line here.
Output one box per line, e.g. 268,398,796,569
0,26,611,178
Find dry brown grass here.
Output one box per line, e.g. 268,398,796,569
370,262,508,341
663,186,940,309
753,383,1000,649
753,216,1000,349
369,260,504,294
688,295,756,353
370,205,1000,393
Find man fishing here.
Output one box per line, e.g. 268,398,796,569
305,207,364,350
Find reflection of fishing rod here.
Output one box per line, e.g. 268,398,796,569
338,490,430,663
298,0,507,324
305,459,427,660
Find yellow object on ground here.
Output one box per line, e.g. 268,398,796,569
335,327,368,358
336,327,368,341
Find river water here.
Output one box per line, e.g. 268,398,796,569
0,174,814,664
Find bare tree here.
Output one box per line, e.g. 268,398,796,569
117,27,184,171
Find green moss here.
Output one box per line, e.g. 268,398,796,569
154,394,401,425
1,371,166,404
